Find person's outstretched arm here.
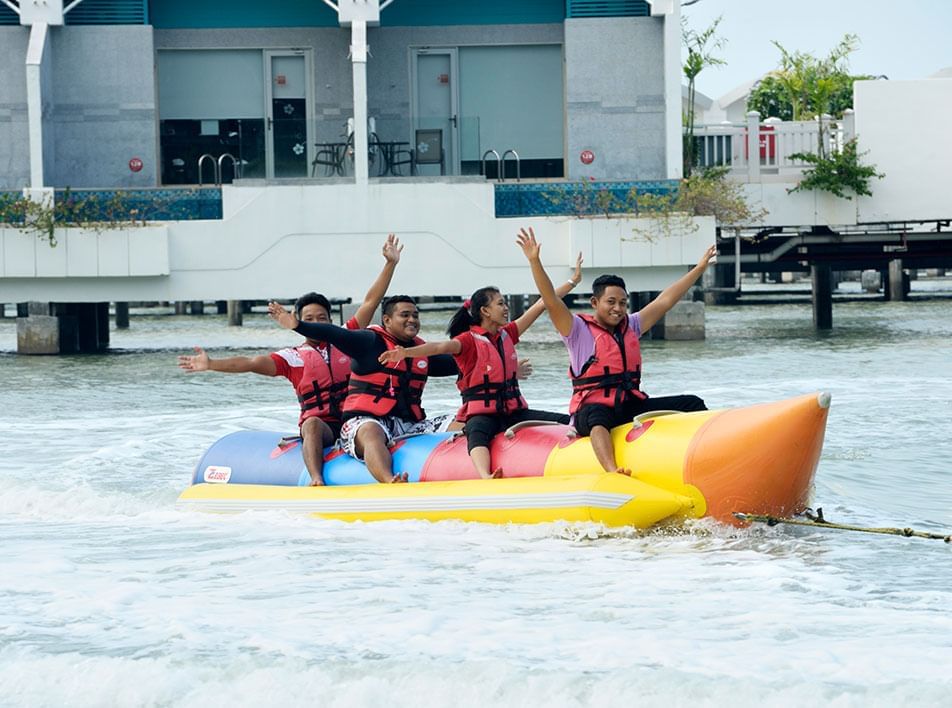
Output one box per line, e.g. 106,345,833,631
353,233,403,328
268,301,378,360
516,227,574,337
512,251,582,336
638,244,717,331
378,339,461,365
178,347,277,376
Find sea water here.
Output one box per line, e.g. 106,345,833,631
1,294,951,707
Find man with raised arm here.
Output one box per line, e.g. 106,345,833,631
516,226,717,476
269,295,461,484
177,234,404,486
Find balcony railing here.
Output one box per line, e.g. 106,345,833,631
691,110,856,182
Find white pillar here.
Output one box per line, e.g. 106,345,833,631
746,110,761,183
350,20,369,185
841,108,856,144
25,21,50,189
652,0,682,180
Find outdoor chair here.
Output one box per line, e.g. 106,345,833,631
413,128,445,175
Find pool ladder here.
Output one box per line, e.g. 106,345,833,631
480,148,520,182
198,153,242,186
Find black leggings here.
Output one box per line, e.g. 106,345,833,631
463,408,570,452
573,394,707,437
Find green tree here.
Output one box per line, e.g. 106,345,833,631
752,34,863,155
682,15,725,176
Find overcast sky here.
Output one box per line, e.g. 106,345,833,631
681,0,952,100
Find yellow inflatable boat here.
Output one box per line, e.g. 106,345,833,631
178,392,830,529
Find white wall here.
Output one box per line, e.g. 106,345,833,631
855,78,952,223
0,182,714,302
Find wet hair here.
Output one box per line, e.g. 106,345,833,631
294,292,331,318
447,286,500,338
381,295,417,319
591,275,628,299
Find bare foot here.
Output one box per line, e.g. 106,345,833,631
309,477,325,487
614,468,632,477
491,468,504,479
389,472,409,484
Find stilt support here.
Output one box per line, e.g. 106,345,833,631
811,263,833,330
115,302,130,329
227,300,243,327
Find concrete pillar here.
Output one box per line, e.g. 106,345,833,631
190,300,205,315
664,301,705,340
227,300,243,327
61,302,109,352
115,302,130,329
339,302,361,326
633,291,664,339
174,301,187,315
703,263,737,305
887,259,909,301
507,294,526,319
17,302,107,353
811,263,833,330
16,314,59,354
860,270,881,293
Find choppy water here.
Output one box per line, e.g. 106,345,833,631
1,294,951,707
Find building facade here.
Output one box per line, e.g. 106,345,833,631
0,0,682,189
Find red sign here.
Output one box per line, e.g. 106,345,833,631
128,157,143,172
275,74,287,86
580,150,595,165
438,74,449,84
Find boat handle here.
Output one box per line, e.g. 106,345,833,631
631,410,681,429
504,420,576,440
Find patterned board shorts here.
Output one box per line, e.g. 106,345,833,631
339,413,455,459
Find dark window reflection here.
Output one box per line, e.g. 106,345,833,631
160,119,265,185
271,98,308,178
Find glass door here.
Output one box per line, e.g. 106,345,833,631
410,48,460,176
265,50,313,179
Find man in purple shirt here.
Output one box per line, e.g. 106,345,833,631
517,227,717,476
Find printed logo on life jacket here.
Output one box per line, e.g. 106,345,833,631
203,465,232,484
416,361,427,369
337,356,349,364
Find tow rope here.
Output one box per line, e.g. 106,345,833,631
734,507,951,543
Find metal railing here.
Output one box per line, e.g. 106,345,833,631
501,149,521,182
691,110,856,182
197,153,242,186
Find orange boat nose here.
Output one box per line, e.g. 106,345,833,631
684,392,831,524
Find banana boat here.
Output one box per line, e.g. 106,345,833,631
177,392,831,528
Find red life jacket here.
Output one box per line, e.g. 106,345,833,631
342,325,429,421
294,344,352,426
455,326,528,421
568,313,646,414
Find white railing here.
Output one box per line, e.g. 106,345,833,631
691,110,856,182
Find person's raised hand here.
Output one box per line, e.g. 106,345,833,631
382,233,403,265
697,244,717,271
178,346,210,372
571,251,584,286
268,301,298,330
516,227,541,261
